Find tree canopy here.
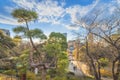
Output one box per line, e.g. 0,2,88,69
12,8,38,22
48,32,67,51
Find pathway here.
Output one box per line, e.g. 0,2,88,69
68,61,84,76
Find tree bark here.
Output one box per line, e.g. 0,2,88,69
113,60,120,80
112,60,116,80
25,21,42,66
41,66,46,80
97,61,101,80
25,21,40,54
21,73,26,80
112,51,120,80
85,37,100,80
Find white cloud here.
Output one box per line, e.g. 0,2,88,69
12,0,35,10
2,0,100,30
0,14,21,26
12,0,100,30
117,0,120,4
64,0,99,30
64,24,80,30
1,0,119,30
65,0,99,24
4,6,15,13
109,6,116,14
12,0,65,25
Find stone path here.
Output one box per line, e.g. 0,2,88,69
68,60,85,76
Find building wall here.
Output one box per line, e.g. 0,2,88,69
67,39,83,61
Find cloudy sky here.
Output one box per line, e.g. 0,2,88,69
0,0,119,40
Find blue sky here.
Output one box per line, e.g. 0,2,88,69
0,0,118,40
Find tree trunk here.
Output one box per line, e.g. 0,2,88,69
41,67,46,80
21,73,26,80
25,21,42,67
25,21,40,54
97,61,101,80
114,60,120,80
112,60,116,80
85,38,100,80
112,54,120,80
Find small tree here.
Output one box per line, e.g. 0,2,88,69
45,32,68,79
12,8,47,80
12,9,68,80
78,8,120,80
0,30,16,69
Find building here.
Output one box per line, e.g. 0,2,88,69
67,39,83,61
68,40,76,52
0,29,10,36
67,40,76,60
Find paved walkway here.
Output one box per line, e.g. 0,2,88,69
68,53,89,77
68,53,113,80
68,61,84,76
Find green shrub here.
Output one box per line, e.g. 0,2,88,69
3,70,16,75
99,58,109,68
26,71,36,80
